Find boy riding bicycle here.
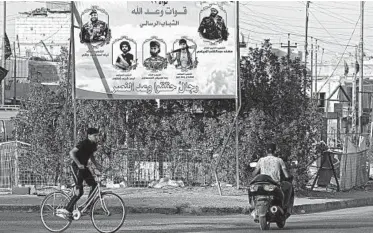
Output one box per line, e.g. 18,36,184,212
58,128,103,220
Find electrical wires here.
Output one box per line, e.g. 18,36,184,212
316,13,361,93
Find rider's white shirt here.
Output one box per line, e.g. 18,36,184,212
257,155,286,183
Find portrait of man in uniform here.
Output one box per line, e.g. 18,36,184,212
167,38,198,71
115,41,137,71
80,9,109,44
198,7,229,42
143,40,168,72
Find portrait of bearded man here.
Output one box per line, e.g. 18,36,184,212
80,9,109,43
143,40,168,71
198,7,229,42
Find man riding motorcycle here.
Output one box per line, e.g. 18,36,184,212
250,143,294,216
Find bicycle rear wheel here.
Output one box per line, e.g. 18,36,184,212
40,191,72,232
91,192,126,233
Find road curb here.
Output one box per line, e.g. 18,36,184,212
292,197,373,214
1,197,373,215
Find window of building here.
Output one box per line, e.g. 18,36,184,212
318,92,326,108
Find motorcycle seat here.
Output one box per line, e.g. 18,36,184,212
250,174,280,186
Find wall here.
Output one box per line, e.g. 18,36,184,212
28,60,60,83
15,12,70,59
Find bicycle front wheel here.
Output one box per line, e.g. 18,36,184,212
91,192,126,233
40,191,72,232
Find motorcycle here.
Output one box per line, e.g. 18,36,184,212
248,162,294,230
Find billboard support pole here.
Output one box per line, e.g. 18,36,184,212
235,1,241,190
2,2,6,105
214,1,241,195
71,1,77,145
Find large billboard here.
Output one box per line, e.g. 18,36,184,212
73,1,237,99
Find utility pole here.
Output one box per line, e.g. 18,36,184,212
1,2,6,106
13,41,16,105
16,35,20,55
71,1,77,144
352,46,358,135
315,40,318,101
304,1,310,95
358,1,364,134
310,37,313,97
281,33,297,69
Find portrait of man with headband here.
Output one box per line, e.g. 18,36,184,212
167,38,198,71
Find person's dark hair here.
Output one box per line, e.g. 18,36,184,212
150,41,160,48
120,41,131,51
87,128,99,135
89,9,98,16
179,39,187,45
266,143,276,154
210,7,219,14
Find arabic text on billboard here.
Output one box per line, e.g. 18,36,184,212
74,1,237,99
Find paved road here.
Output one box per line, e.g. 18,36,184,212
2,206,373,233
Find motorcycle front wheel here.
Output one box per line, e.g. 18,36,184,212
259,216,270,230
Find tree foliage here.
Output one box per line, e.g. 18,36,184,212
14,40,323,190
239,40,324,189
14,47,73,185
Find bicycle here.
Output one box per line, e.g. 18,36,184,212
40,170,126,233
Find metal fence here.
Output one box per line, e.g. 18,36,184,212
2,139,370,192
308,134,371,191
0,141,20,190
0,141,64,190
106,148,214,187
0,142,215,190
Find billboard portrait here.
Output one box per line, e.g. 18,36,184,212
198,4,229,44
74,1,237,99
112,36,138,72
168,37,198,72
79,6,112,48
142,37,168,72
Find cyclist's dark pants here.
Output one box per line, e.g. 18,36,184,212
65,163,98,212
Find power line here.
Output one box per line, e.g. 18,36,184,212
312,2,361,12
240,5,369,39
309,9,346,48
241,2,305,12
310,4,357,24
317,13,361,93
240,20,359,48
240,15,363,38
240,4,305,21
239,14,359,31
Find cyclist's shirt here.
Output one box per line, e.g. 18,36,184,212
257,155,286,183
73,139,98,166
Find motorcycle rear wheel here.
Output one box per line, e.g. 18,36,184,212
259,216,270,230
276,219,286,229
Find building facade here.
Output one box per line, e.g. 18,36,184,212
15,6,70,59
